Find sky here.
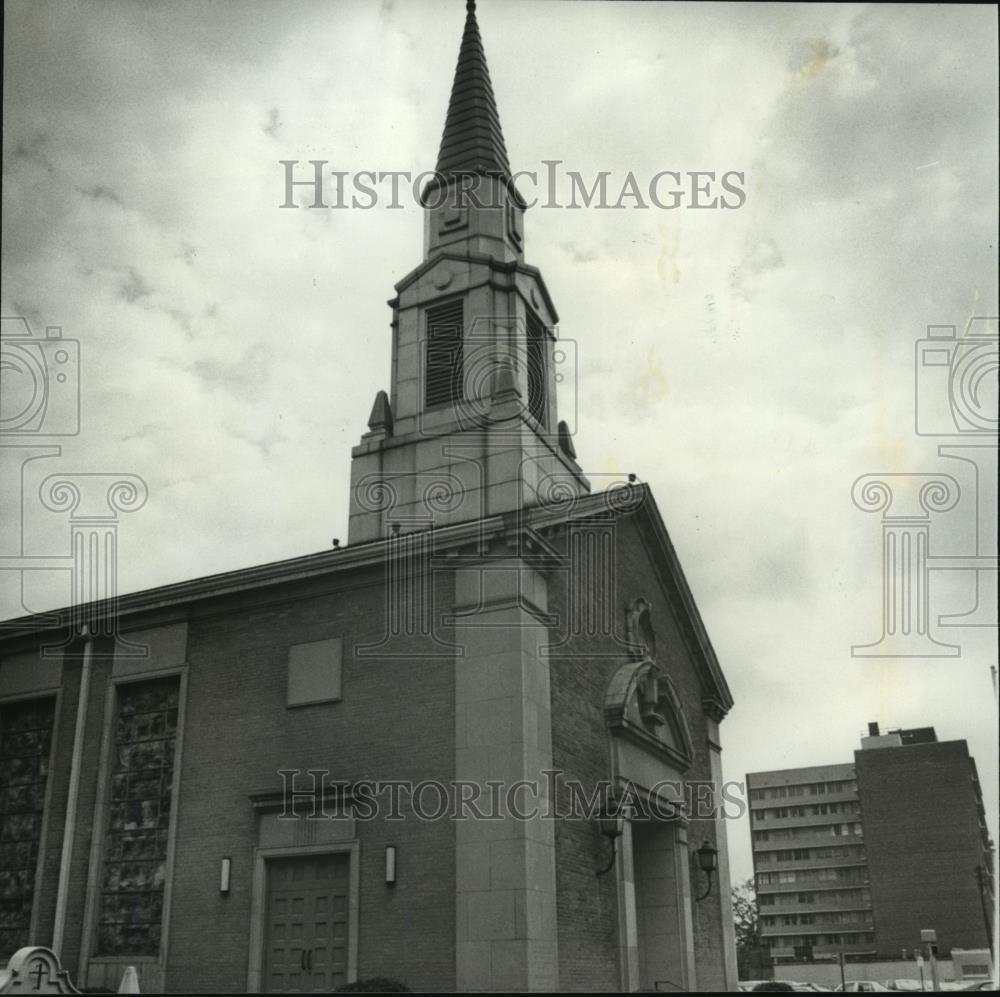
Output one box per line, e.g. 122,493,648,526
2,0,998,887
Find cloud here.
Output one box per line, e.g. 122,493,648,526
1,0,996,887
263,107,281,138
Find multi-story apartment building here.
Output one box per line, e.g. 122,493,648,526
854,725,994,961
748,725,995,965
748,763,874,961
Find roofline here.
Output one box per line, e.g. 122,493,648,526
0,484,734,719
747,762,857,783
628,484,735,715
0,515,510,642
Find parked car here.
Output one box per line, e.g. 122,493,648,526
834,984,890,993
769,984,831,993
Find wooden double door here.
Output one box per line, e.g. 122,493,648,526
264,853,350,992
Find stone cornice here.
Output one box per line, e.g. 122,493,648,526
389,251,560,325
0,485,736,722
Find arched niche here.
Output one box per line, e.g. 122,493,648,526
604,659,694,774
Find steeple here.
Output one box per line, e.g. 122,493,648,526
433,0,512,184
347,0,588,545
421,0,525,261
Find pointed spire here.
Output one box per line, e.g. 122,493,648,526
434,0,512,184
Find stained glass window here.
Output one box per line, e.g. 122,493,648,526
96,676,179,956
0,695,56,954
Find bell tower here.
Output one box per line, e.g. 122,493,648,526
347,0,588,545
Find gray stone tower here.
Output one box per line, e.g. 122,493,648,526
347,0,588,545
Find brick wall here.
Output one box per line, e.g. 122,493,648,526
17,561,459,993
547,509,729,990
168,567,457,992
856,740,990,957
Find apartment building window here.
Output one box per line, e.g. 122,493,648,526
0,696,56,954
96,676,180,956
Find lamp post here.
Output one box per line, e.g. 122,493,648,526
695,840,719,901
976,863,995,964
921,929,940,992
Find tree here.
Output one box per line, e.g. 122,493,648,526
733,876,769,980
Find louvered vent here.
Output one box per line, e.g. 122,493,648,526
527,310,548,428
425,299,465,409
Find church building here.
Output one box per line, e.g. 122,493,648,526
0,2,738,991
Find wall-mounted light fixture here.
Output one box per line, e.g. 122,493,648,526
694,840,718,901
385,845,397,886
220,857,231,895
595,809,625,877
